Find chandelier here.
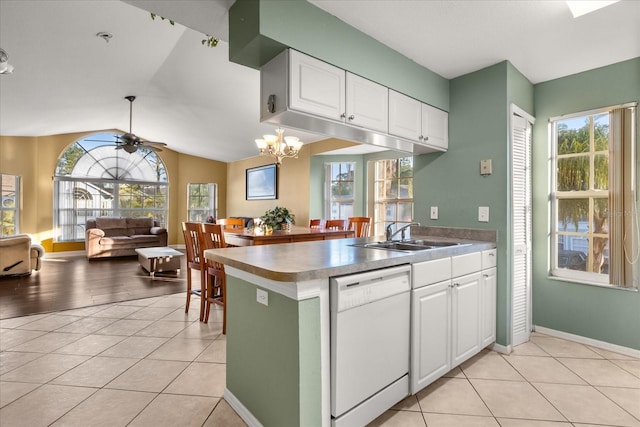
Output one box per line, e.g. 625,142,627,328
255,128,303,165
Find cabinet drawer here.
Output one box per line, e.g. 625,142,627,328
482,249,497,269
451,252,482,277
412,257,451,288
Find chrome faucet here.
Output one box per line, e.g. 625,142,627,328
385,222,421,242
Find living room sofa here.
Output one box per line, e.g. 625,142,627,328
85,217,167,259
0,234,44,277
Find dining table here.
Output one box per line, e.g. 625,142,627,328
223,225,355,247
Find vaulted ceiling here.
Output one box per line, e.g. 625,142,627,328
1,0,638,162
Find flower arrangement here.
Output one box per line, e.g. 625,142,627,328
260,206,295,231
206,215,215,223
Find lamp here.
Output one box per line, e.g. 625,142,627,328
255,128,303,165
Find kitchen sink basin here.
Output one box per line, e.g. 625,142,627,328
352,240,470,252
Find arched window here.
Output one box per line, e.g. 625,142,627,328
54,133,168,242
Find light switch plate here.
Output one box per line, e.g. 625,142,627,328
257,289,268,306
478,206,489,222
430,206,438,220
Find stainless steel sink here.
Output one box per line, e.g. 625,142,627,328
352,240,469,252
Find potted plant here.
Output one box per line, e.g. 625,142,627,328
260,206,295,231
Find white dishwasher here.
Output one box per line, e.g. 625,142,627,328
330,264,411,427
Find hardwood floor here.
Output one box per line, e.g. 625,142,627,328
0,251,189,319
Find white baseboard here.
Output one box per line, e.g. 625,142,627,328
224,388,264,427
534,325,640,359
490,342,512,354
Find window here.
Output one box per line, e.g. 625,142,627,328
551,104,637,287
372,157,414,237
188,183,218,222
54,133,168,242
1,174,20,237
325,162,355,219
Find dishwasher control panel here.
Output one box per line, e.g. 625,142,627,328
330,265,411,312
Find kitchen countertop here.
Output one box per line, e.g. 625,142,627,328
205,226,497,282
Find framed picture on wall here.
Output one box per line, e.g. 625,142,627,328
246,164,278,200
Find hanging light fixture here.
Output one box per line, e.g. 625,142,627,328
255,128,303,165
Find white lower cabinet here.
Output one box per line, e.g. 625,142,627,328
411,280,451,392
451,272,482,366
411,250,496,394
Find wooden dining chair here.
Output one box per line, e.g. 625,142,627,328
324,219,346,230
347,216,371,237
216,218,244,230
199,223,227,333
309,219,324,229
182,222,205,321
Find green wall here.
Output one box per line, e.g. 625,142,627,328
226,276,322,426
229,0,449,111
531,58,640,350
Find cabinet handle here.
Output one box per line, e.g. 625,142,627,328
348,115,355,121
453,282,460,287
419,135,423,141
483,274,489,278
424,136,429,141
340,113,346,119
489,253,495,257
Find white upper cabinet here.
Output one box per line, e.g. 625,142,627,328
388,90,422,141
421,103,449,150
289,49,345,122
389,90,449,150
346,73,389,133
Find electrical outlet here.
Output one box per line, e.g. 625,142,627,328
430,206,439,220
480,159,492,176
478,206,490,222
257,289,268,306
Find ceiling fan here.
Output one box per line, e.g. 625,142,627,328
115,95,167,153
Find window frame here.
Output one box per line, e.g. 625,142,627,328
371,157,414,237
549,104,637,288
187,183,218,222
1,174,20,237
54,133,169,242
324,162,356,220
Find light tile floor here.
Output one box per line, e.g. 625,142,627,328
1,294,639,426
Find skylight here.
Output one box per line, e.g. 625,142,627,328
566,0,620,18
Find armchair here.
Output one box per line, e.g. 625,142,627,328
0,234,44,276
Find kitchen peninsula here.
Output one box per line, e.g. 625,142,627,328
205,227,496,427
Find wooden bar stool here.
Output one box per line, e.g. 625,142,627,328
216,218,244,230
199,223,227,333
182,222,205,321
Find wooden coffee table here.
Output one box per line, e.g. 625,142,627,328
135,247,184,278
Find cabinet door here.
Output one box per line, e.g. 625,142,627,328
421,103,448,150
388,90,421,141
481,267,497,347
451,272,481,367
346,73,388,133
289,50,345,121
411,281,451,393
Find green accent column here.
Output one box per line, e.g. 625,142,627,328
226,275,322,426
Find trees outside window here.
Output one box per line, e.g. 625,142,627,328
551,104,637,288
54,133,168,242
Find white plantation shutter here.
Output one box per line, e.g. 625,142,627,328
511,111,533,346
